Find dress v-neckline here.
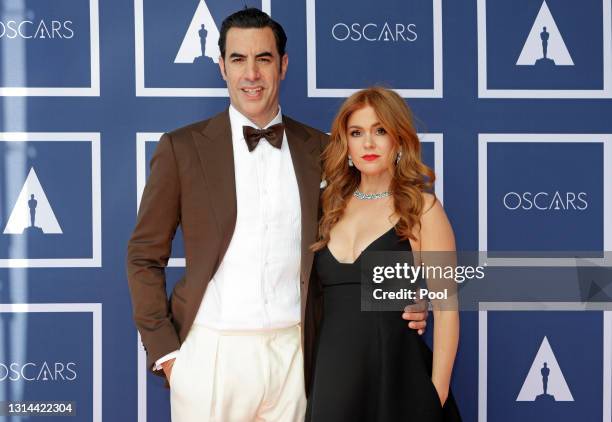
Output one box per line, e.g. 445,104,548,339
326,225,397,265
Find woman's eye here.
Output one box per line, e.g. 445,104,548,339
376,127,387,135
350,130,361,137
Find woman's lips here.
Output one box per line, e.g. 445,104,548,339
362,154,380,161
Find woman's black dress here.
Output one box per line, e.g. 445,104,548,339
306,227,462,421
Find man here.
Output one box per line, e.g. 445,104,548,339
127,8,428,421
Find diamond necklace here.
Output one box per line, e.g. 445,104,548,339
353,188,391,200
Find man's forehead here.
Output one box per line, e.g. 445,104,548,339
225,27,278,55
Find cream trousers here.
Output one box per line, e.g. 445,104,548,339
170,324,306,422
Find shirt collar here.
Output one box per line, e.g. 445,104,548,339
228,104,283,141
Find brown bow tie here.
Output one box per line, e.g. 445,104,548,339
243,123,284,152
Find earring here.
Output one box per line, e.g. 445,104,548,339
348,155,354,167
396,151,402,164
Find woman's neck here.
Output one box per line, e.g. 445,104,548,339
357,172,392,194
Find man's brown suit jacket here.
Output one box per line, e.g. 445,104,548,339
126,109,327,394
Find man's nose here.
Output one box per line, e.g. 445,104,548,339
244,59,260,81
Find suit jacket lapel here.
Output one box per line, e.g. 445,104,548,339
191,110,237,271
284,116,322,287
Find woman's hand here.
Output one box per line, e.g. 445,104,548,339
432,378,448,407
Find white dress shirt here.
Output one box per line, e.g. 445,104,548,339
155,105,302,369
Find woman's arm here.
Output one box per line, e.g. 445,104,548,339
419,194,460,406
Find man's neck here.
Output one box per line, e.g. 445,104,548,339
230,104,280,129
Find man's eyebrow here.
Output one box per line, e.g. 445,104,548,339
255,52,274,58
229,52,246,59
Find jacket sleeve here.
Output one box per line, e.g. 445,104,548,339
126,133,182,373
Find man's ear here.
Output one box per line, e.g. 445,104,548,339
219,56,227,81
280,53,289,80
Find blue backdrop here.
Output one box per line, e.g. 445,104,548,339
0,0,611,421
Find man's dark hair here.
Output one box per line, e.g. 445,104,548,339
218,8,287,59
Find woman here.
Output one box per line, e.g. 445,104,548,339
306,87,461,421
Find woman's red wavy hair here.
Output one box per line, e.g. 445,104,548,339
311,86,436,251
